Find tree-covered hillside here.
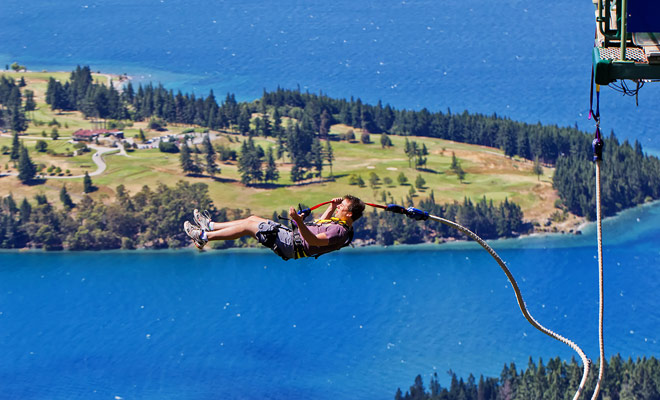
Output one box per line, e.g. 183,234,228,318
396,355,660,400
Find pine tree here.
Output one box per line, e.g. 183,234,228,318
451,151,459,170
397,172,408,186
193,151,202,173
179,141,199,174
17,144,36,183
202,135,218,176
380,133,392,148
24,90,36,112
59,185,75,209
83,171,94,193
319,109,330,139
456,164,466,183
264,147,279,183
324,140,334,178
238,106,251,135
276,135,286,160
254,117,263,137
237,138,263,185
533,156,543,181
19,198,31,222
415,174,426,189
3,193,17,214
517,130,532,160
10,131,20,161
311,138,324,179
415,143,428,169
497,123,517,157
272,108,283,138
404,138,412,167
410,141,419,167
368,172,381,189
10,104,27,133
261,113,272,137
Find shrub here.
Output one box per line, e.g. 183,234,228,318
107,120,125,130
148,117,167,131
35,140,48,152
361,132,371,144
158,141,179,153
415,174,426,189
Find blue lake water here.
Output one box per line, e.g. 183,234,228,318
0,0,659,153
2,202,660,400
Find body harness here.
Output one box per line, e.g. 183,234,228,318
291,217,354,260
256,203,354,261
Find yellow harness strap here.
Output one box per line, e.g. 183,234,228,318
293,218,350,259
312,217,349,228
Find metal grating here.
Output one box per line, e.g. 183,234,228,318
598,47,648,63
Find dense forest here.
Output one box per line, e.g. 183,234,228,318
396,355,660,400
353,192,527,245
0,182,526,250
40,67,660,221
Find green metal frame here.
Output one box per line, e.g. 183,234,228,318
593,0,660,84
593,48,660,85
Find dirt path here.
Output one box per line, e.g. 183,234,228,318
48,145,119,179
1,140,122,179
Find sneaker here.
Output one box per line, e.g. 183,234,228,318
184,220,207,249
194,209,213,231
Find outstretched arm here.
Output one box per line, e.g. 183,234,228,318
289,207,330,247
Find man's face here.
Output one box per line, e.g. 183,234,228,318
335,199,353,220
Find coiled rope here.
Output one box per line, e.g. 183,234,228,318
427,213,591,400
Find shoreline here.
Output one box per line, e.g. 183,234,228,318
3,198,658,254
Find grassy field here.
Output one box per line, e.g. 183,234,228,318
0,71,562,225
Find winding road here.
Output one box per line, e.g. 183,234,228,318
0,133,126,179
48,144,122,179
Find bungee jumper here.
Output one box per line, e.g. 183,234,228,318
183,195,365,260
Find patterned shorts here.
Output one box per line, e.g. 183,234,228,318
256,220,295,260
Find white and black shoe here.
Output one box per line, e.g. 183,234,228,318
184,220,207,249
193,209,213,231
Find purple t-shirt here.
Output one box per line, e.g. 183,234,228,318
302,222,350,257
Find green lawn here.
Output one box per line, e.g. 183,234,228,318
3,130,552,216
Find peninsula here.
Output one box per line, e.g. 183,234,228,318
1,67,658,250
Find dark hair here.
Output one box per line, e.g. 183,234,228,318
344,194,365,221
